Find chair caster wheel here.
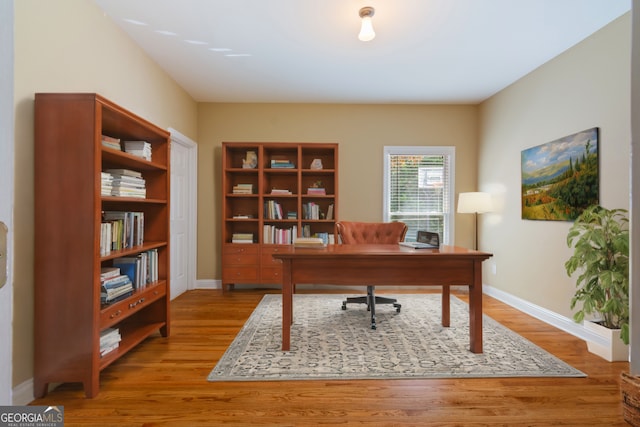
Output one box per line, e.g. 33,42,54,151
341,304,347,310
371,325,376,330
396,308,401,313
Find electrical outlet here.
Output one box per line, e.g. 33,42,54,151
491,262,497,275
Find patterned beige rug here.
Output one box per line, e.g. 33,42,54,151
208,294,585,381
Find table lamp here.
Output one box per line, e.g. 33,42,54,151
457,192,492,250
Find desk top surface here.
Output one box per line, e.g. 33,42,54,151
271,244,493,260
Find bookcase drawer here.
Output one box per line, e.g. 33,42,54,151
225,253,259,265
100,282,167,329
261,267,283,283
222,267,260,282
223,244,259,256
261,246,286,266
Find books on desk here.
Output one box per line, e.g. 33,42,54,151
294,237,327,248
399,241,439,249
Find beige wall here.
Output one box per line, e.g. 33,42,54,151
478,13,631,317
14,0,198,387
197,103,479,279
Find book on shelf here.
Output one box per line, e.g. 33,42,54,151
104,168,143,178
232,183,253,194
100,277,134,305
326,204,334,221
102,211,144,250
100,266,121,281
270,159,295,168
123,140,152,161
231,233,253,244
101,172,113,197
263,225,297,244
100,327,122,357
100,222,112,256
232,214,253,219
270,188,292,195
101,135,122,151
264,200,284,219
103,169,147,198
113,249,158,290
306,187,326,195
302,202,324,220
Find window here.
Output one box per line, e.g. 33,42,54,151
383,146,455,244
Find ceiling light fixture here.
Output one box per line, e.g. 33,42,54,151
358,7,375,42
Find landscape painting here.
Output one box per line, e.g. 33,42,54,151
521,127,599,221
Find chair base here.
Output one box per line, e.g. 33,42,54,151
341,286,401,330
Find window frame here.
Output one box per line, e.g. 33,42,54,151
383,146,456,245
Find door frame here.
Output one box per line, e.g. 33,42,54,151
169,128,198,296
0,0,14,405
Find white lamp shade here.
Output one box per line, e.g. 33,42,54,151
358,16,375,41
457,192,492,214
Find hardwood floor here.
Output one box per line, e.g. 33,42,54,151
30,289,630,426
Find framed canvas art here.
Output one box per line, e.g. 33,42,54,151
521,127,599,221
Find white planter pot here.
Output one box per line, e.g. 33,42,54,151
584,320,629,362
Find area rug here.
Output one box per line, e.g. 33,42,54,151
208,294,585,381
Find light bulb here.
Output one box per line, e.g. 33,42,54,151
358,7,375,42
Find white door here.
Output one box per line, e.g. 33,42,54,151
169,129,197,300
0,0,14,404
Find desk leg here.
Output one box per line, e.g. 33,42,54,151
281,259,292,351
469,260,483,353
441,285,450,327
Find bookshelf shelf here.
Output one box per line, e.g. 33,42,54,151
34,93,171,398
222,142,339,290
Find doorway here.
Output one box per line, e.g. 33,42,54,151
169,129,198,300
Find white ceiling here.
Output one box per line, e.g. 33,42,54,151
93,0,630,104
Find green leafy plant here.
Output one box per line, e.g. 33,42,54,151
565,205,629,344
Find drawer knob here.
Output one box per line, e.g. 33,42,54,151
110,310,122,319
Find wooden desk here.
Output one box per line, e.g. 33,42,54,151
272,244,493,353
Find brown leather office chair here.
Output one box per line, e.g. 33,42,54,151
336,221,408,329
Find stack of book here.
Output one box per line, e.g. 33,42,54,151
101,134,121,150
294,237,326,248
102,211,144,250
270,159,295,168
101,172,114,196
113,249,158,290
100,328,122,357
232,183,253,194
105,169,146,198
232,233,253,244
307,187,326,195
270,188,292,195
100,267,134,305
123,140,152,161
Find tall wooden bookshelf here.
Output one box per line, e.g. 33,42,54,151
34,93,171,398
222,142,338,289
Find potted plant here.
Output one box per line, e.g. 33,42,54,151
565,205,629,361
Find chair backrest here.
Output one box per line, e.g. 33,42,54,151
336,221,408,244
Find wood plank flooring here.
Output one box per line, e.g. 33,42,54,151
30,289,631,426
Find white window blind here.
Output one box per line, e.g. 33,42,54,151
383,146,455,244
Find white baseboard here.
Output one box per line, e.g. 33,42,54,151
13,378,34,405
194,279,220,289
482,284,608,348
